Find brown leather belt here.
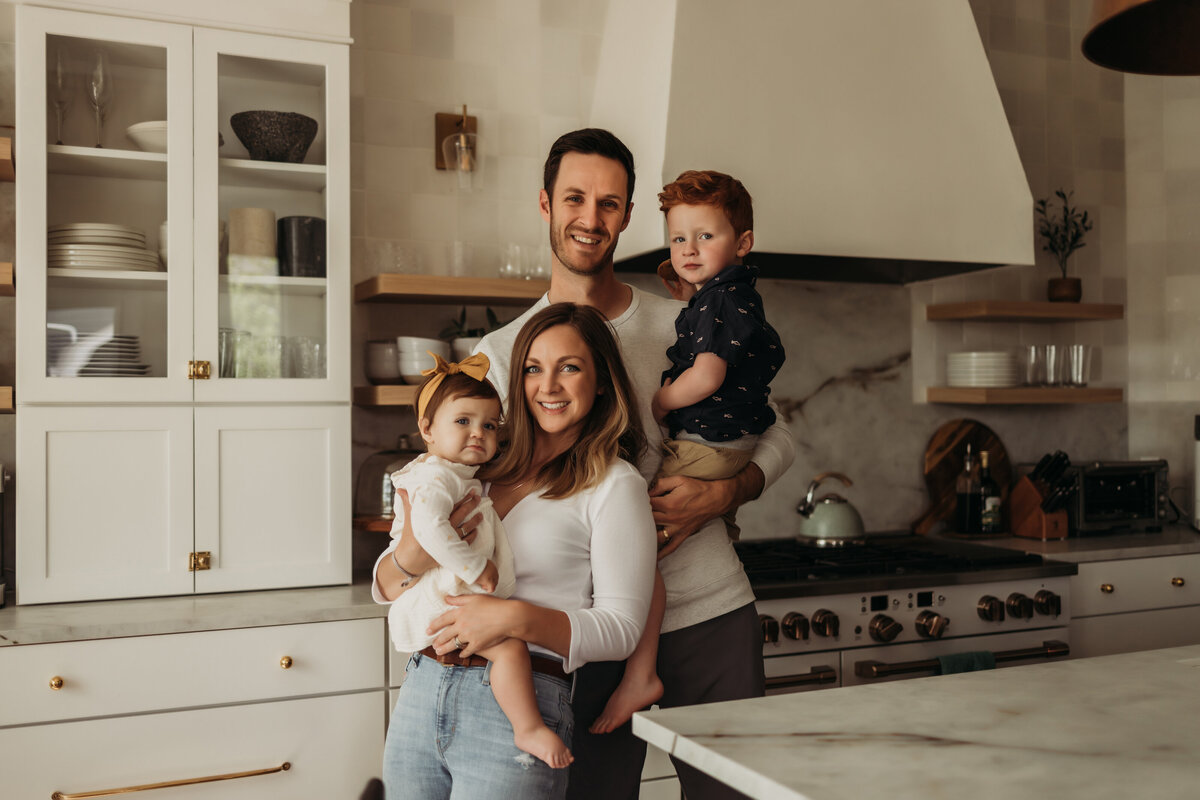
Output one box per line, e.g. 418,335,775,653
418,645,569,683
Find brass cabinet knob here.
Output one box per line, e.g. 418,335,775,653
1171,577,1186,587
49,676,64,690
1100,583,1115,594
280,656,293,669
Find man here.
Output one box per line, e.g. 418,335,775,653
475,128,795,800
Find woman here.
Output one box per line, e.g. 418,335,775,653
373,303,656,799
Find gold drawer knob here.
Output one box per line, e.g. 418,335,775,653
280,656,293,670
1100,583,1115,594
1171,577,1186,587
49,676,64,690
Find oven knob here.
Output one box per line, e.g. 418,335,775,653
759,615,780,644
781,612,810,641
1033,590,1062,617
1006,592,1034,620
811,609,840,637
868,614,902,643
977,595,1005,622
914,610,950,639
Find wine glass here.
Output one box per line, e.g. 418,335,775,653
86,50,112,148
49,46,73,146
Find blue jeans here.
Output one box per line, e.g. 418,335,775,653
383,652,574,800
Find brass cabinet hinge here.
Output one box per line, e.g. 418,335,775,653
189,551,212,571
188,361,212,379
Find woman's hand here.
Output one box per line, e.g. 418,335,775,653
428,594,517,659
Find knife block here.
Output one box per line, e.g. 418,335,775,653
1010,476,1068,540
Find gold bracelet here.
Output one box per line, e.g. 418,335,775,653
391,549,417,587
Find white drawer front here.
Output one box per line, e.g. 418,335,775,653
1070,605,1200,659
1071,554,1200,617
0,618,385,726
1,692,386,800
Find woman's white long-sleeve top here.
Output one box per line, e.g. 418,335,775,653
372,457,656,673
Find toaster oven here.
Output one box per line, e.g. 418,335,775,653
1066,459,1169,534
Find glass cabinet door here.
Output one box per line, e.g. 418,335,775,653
192,28,349,403
15,7,194,404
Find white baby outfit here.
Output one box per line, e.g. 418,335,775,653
381,452,515,652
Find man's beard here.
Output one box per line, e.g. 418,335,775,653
548,216,618,277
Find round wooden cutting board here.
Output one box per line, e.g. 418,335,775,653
912,418,1013,535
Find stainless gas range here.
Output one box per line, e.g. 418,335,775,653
733,534,1077,693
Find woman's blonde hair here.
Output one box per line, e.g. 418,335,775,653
480,303,645,498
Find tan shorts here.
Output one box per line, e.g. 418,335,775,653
656,438,754,539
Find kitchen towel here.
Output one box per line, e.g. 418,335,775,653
937,650,996,674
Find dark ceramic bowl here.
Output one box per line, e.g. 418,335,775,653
230,111,318,163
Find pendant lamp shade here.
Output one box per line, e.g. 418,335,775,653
1082,0,1200,75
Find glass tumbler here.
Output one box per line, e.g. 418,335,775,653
1066,344,1093,387
1017,345,1043,386
218,327,237,378
1042,344,1063,386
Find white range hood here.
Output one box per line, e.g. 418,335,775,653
591,0,1033,282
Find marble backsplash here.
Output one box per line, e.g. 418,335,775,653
355,274,1132,545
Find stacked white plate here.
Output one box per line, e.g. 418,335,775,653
48,223,160,272
48,332,151,377
946,351,1018,387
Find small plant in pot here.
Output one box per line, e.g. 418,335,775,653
440,306,503,360
1035,189,1092,303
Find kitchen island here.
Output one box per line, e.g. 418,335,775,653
633,644,1200,800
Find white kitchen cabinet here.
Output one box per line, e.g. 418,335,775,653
0,619,386,798
13,3,351,603
1069,553,1200,658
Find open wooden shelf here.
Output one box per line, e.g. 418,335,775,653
355,274,548,305
354,515,393,533
1,386,13,413
1,262,12,296
354,384,418,407
1,136,13,182
927,386,1123,405
926,301,1124,322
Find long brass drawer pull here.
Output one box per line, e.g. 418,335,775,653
51,761,290,799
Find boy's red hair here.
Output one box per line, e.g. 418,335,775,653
658,170,754,238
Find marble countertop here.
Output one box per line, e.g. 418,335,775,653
0,582,384,646
978,523,1200,563
633,644,1200,800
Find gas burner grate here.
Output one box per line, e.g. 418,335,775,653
734,536,1044,586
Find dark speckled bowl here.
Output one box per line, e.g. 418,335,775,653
230,111,318,163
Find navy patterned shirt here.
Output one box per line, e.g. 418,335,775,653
662,263,785,442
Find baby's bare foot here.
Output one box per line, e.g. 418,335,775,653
514,727,573,769
589,672,664,734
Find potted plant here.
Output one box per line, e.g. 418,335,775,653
1034,189,1092,303
440,306,502,360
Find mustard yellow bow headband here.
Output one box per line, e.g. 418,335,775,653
416,351,491,421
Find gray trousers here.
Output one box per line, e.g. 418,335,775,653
567,601,764,800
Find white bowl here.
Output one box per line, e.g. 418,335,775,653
396,336,449,356
126,121,168,153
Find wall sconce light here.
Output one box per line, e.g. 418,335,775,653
435,105,479,190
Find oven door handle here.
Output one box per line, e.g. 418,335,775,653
765,664,837,690
854,640,1069,679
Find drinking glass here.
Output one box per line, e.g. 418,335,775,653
86,50,113,148
218,327,237,378
1017,345,1043,386
1042,344,1063,386
50,46,74,146
1066,344,1093,387
499,243,523,279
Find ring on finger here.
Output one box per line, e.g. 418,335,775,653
453,636,466,650
457,524,468,539
658,526,670,541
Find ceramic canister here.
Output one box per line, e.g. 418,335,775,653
228,207,277,257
